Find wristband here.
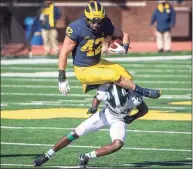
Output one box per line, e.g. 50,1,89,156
58,70,66,82
123,44,130,53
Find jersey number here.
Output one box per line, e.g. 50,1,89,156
66,26,73,37
81,37,105,56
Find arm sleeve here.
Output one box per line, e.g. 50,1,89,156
104,17,115,37
66,23,79,43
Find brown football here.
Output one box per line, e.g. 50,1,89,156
108,38,123,49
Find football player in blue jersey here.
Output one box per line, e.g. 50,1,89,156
58,1,161,99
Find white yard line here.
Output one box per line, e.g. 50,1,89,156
1,70,191,78
0,93,92,97
1,126,191,135
2,63,191,68
0,164,79,168
1,85,192,91
1,142,191,152
1,101,191,109
1,56,191,65
1,93,191,99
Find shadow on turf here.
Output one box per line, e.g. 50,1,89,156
0,154,42,159
122,160,192,167
89,160,192,168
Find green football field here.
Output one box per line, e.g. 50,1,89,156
1,53,192,168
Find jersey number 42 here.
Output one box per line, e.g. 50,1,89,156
81,37,105,56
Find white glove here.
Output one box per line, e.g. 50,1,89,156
58,80,70,96
108,42,126,54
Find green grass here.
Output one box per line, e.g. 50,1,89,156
1,53,192,168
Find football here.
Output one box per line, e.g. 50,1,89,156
108,38,123,49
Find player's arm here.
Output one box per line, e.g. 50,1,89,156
58,36,76,71
109,27,130,54
58,25,77,95
124,101,149,124
87,96,101,114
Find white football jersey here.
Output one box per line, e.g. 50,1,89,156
96,84,143,119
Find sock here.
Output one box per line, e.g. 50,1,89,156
45,149,55,158
85,151,97,159
133,84,144,95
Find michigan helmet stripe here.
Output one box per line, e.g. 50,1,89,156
88,4,92,14
94,1,98,12
84,1,105,20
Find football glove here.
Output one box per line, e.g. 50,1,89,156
87,107,97,114
58,70,70,96
123,115,135,124
58,80,70,96
108,42,126,54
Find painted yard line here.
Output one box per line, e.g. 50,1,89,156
1,142,191,152
1,77,191,84
134,74,191,78
1,68,191,72
149,106,190,110
1,85,192,91
2,64,192,69
1,92,191,99
1,93,93,97
1,84,82,89
0,164,79,168
1,101,191,110
1,55,191,65
121,64,192,68
1,70,191,78
1,126,191,135
1,74,191,79
1,76,191,82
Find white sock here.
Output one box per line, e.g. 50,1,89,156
85,151,97,159
45,149,55,158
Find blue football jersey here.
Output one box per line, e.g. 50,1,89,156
66,17,114,66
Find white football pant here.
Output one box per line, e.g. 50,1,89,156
75,108,127,142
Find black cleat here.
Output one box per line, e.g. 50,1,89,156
79,154,89,168
33,154,49,166
143,89,161,99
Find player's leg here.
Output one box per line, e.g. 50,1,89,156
33,129,79,166
163,31,171,52
41,29,50,55
49,29,59,55
75,59,161,99
79,120,126,168
156,31,164,52
102,59,161,99
33,111,106,167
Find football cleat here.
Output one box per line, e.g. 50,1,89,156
82,84,100,93
143,89,161,99
33,154,49,166
79,154,89,168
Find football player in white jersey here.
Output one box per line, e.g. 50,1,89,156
34,84,149,168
